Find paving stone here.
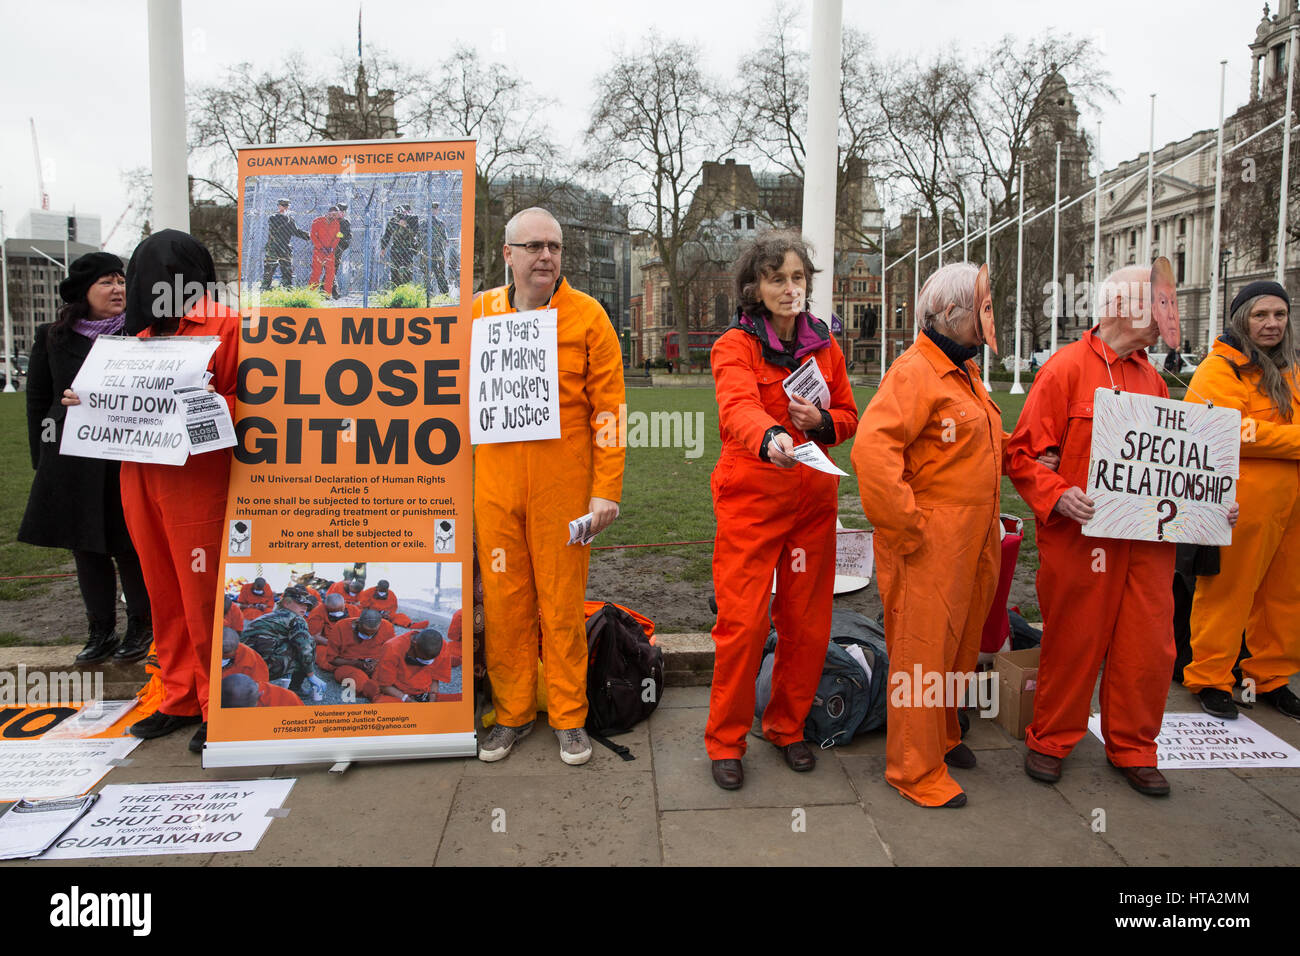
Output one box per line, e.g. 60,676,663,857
435,772,658,866
661,805,892,866
649,706,858,810
658,685,710,709
839,748,1124,866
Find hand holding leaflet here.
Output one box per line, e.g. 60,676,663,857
782,357,831,410
568,513,600,546
789,441,849,476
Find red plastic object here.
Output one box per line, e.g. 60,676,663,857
980,514,1024,653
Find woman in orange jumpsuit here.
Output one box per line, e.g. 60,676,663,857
1183,280,1300,721
853,263,1005,808
65,231,239,753
706,231,859,791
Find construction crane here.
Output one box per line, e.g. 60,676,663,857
30,118,49,210
102,203,135,249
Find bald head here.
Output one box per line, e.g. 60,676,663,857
325,593,345,612
222,673,260,708
358,608,383,636
411,628,444,661
1095,265,1159,357
221,627,240,658
504,207,562,244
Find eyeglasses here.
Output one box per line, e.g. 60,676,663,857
507,241,563,255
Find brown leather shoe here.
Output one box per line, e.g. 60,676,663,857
711,758,744,790
1024,749,1062,783
780,741,816,772
944,743,977,769
1115,764,1170,796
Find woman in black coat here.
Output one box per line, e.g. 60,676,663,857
18,252,152,664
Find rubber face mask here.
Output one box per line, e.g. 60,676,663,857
973,264,998,354
1150,256,1181,349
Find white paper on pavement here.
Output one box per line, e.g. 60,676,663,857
175,386,236,454
39,778,296,859
470,308,561,444
835,528,874,580
61,335,223,465
1088,712,1300,769
782,357,831,410
568,512,599,546
789,441,848,476
0,738,141,801
0,794,98,860
43,701,137,739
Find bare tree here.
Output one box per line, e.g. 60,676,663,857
586,34,734,362
1223,90,1300,275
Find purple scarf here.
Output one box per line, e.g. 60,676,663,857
73,312,126,340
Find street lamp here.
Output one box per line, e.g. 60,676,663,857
1084,262,1094,336
1220,247,1233,327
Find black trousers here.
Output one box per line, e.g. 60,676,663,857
262,256,293,289
73,550,150,628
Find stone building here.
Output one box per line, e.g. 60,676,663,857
2,238,101,361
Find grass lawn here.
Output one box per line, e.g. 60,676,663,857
0,394,71,601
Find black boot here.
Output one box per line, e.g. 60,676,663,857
113,616,153,664
75,618,119,665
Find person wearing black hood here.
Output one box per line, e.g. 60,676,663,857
19,252,152,665
62,231,239,752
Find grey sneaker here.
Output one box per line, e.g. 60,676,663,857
478,721,533,762
555,727,593,766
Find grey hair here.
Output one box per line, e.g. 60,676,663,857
504,207,562,244
918,262,978,336
1226,293,1297,422
1096,264,1150,320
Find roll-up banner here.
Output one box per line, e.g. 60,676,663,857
205,139,477,768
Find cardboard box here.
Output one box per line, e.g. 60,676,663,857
994,647,1040,739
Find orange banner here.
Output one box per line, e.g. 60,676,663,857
206,140,476,765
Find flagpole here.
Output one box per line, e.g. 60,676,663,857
1093,122,1102,298
1051,140,1061,354
1011,166,1026,395
912,213,920,339
983,194,991,391
1209,60,1227,348
1277,24,1297,283
1146,93,1155,258
880,222,888,383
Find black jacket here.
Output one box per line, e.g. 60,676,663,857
265,213,309,259
18,323,137,554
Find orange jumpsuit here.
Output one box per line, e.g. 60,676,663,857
258,682,303,707
473,279,625,729
852,331,1006,806
119,295,237,723
308,217,340,295
326,581,362,605
705,313,858,760
359,587,398,617
223,642,269,684
1007,330,1174,767
1182,337,1300,694
224,598,245,633
446,609,463,668
237,582,275,621
317,616,396,672
361,633,453,703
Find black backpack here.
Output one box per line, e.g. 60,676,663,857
584,602,665,759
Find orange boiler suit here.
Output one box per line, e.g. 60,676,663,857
258,682,303,707
223,642,269,684
362,633,453,703
1006,330,1175,767
119,296,237,723
705,312,859,761
224,598,245,633
1182,337,1300,695
237,582,275,621
472,279,625,730
326,581,363,605
852,331,1007,807
359,587,398,617
318,616,396,673
308,216,340,295
307,601,359,637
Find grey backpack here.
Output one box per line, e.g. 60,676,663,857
755,609,890,748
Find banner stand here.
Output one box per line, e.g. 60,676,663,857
204,732,477,769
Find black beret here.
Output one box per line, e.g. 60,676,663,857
59,252,125,304
1230,280,1290,319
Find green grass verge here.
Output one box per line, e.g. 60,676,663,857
0,395,72,600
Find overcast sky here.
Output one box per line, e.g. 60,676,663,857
0,0,1268,255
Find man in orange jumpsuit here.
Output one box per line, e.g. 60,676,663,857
221,673,302,708
319,607,396,676
706,234,859,790
308,206,344,296
106,231,238,755
363,629,451,703
1182,280,1300,719
1007,264,1235,796
223,594,244,634
853,263,1005,808
474,207,625,766
237,577,275,621
221,627,269,684
327,577,364,606
359,580,398,618
307,592,358,637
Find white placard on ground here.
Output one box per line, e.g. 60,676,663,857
470,308,560,444
1088,711,1300,769
39,779,296,859
61,335,223,465
835,528,874,592
42,701,138,740
1083,388,1240,546
0,794,99,860
0,739,141,801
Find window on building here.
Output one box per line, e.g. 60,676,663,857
853,303,866,329
1178,218,1186,236
714,294,728,326
1176,251,1186,284
746,213,755,230
732,214,742,230
1153,224,1160,242
1129,229,1136,247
